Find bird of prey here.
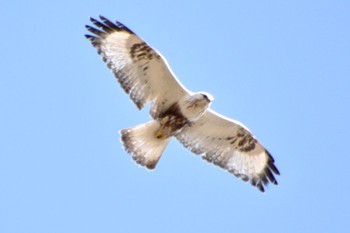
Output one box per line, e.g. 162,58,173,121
85,16,280,192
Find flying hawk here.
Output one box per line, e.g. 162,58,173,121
85,16,280,192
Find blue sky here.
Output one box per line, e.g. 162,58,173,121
1,0,350,232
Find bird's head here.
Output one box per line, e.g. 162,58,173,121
179,92,213,121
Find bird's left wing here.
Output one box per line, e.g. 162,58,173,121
176,109,280,192
85,16,188,118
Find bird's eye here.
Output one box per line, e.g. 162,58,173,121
202,93,212,102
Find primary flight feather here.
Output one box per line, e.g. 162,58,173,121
85,16,280,192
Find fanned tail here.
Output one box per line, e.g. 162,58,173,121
120,121,170,169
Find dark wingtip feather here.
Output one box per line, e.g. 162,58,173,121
90,17,98,23
98,15,108,21
84,34,100,47
265,150,280,176
257,182,265,192
85,25,105,37
265,168,277,185
268,159,280,176
263,175,270,185
99,15,118,29
84,34,98,40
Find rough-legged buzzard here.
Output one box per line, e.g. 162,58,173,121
85,16,280,192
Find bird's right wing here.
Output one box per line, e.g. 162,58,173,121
85,16,189,118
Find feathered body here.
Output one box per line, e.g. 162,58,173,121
121,93,211,169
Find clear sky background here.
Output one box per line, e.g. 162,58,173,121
1,1,349,232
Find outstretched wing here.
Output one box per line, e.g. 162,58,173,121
176,109,280,192
85,16,188,118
